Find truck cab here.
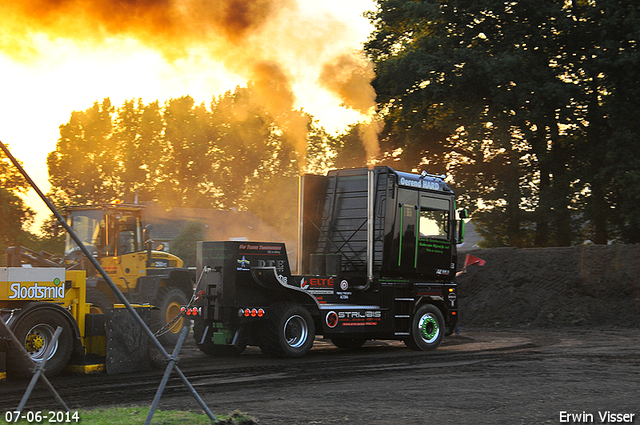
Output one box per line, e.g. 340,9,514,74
297,166,462,343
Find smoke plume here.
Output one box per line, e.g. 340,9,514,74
0,0,379,168
319,52,382,164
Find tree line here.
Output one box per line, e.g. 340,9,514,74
3,0,640,256
0,84,365,261
46,85,351,242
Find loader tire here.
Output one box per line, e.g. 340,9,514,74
405,304,444,351
152,288,190,346
259,303,314,358
86,288,112,314
7,308,73,379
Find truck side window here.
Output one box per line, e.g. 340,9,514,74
419,196,450,239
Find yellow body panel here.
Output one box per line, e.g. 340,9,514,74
100,253,148,292
64,363,105,374
0,268,103,359
0,267,66,301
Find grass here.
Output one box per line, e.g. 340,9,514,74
3,407,257,424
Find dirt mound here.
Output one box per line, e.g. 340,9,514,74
456,245,640,328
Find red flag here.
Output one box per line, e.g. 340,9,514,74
457,254,486,276
464,254,486,267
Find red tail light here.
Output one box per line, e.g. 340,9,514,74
238,307,265,318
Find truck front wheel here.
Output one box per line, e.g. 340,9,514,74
7,308,74,378
260,303,315,358
405,304,444,351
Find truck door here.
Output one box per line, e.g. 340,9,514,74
397,189,419,271
416,195,452,276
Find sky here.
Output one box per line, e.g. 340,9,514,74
0,0,377,233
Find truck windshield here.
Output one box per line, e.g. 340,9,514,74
64,210,103,256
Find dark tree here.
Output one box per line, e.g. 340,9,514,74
366,0,640,246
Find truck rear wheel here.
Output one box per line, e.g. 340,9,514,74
7,308,74,379
405,304,444,351
152,288,190,346
260,303,315,358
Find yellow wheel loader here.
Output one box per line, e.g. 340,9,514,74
8,204,194,346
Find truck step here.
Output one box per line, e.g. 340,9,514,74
318,304,381,310
395,332,410,336
394,297,415,302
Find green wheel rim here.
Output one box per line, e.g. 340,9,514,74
419,314,440,344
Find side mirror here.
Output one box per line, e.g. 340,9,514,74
143,224,153,243
456,208,468,243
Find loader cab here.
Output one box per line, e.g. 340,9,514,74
63,205,153,285
64,205,144,261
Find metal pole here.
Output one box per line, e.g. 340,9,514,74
145,326,213,424
0,140,215,422
367,168,375,284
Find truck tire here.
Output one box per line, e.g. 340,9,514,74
330,338,367,349
152,288,190,346
7,308,74,379
86,288,112,314
259,303,315,358
405,304,444,351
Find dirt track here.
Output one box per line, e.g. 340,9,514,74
2,245,640,424
2,329,639,424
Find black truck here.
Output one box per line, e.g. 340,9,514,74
192,166,467,357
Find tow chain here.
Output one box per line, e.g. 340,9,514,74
153,266,210,338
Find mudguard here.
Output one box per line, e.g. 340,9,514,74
251,267,320,313
4,302,84,360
